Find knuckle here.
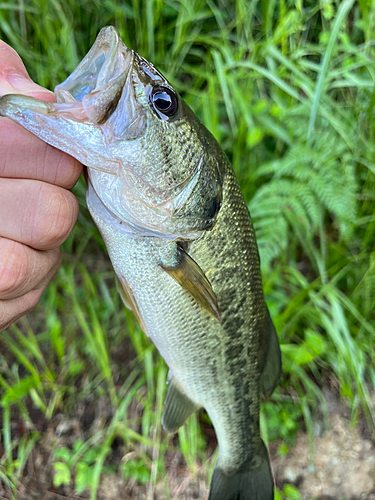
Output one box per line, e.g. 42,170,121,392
0,240,29,296
36,187,78,249
0,289,44,331
25,288,44,312
0,308,16,331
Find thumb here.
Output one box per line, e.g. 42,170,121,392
0,40,55,102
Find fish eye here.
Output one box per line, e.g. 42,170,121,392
150,86,178,119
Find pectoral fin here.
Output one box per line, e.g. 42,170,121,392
115,274,149,336
260,311,281,397
115,275,132,310
162,375,200,432
160,244,221,322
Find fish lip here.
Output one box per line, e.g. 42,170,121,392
54,26,133,104
52,26,143,137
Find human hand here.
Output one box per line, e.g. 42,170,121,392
0,41,82,331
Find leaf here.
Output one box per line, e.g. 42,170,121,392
75,462,91,493
247,126,264,148
53,462,71,487
54,448,72,463
121,460,151,485
274,488,283,500
277,443,289,456
283,483,301,500
1,376,37,405
250,128,358,268
281,344,315,366
72,439,85,453
305,330,325,356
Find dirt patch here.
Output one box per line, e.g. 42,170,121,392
273,389,375,499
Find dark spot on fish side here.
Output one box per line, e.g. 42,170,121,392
222,313,244,332
229,356,246,372
225,341,244,361
208,357,219,382
230,294,247,315
241,381,250,399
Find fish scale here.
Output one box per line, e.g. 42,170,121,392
88,156,266,473
0,26,281,500
189,167,266,471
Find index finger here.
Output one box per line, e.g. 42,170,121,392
0,41,82,188
0,119,82,188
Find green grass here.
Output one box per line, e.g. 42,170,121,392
1,0,375,498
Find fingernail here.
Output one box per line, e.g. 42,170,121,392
0,42,55,101
0,74,54,102
6,74,53,96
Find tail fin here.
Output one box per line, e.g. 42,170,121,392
208,441,274,500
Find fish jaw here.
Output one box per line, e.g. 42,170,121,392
0,26,143,174
54,26,126,103
0,93,119,174
55,25,144,139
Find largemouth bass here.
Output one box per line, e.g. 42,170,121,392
0,27,281,500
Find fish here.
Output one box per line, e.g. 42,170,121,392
0,27,281,500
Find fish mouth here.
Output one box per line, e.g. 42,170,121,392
0,27,145,174
56,27,129,102
54,27,136,127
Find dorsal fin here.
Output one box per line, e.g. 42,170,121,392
160,244,221,322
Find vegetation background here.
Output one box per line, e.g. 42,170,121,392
0,0,375,499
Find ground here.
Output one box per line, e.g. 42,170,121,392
1,386,375,499
273,388,375,499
